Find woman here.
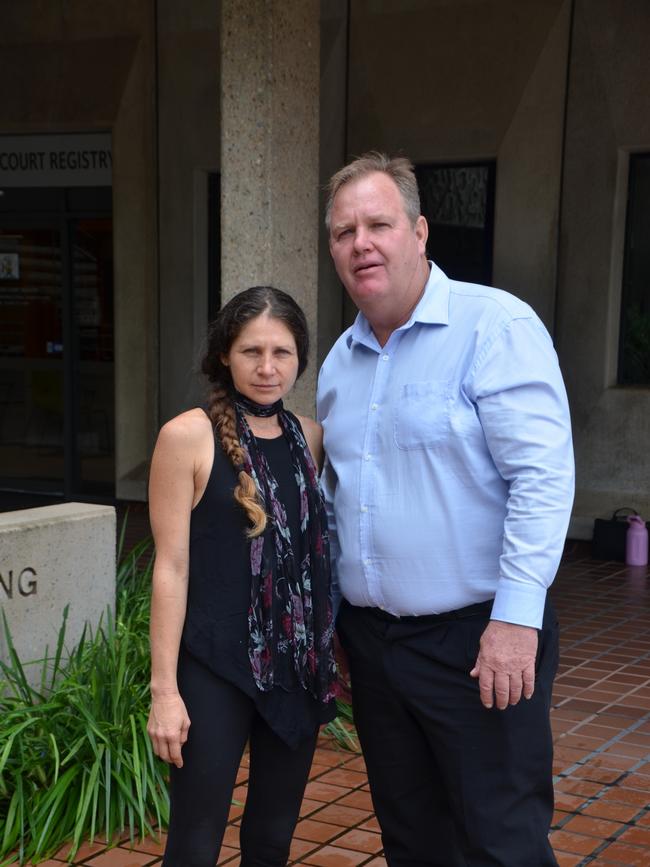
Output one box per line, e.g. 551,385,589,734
147,286,337,866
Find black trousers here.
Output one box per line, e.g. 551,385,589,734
163,649,317,867
337,598,559,867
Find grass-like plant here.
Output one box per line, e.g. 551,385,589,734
0,531,168,864
0,523,356,865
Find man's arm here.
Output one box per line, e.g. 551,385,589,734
467,315,575,709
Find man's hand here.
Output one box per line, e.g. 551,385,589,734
470,620,538,710
147,692,191,768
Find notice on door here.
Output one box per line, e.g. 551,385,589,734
0,132,112,187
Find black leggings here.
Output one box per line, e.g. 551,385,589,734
163,649,318,867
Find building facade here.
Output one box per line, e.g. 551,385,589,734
0,0,648,532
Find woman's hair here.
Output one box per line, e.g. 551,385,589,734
201,286,309,537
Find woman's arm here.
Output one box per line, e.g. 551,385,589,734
147,412,205,768
297,415,324,472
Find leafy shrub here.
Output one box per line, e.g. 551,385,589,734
0,534,167,864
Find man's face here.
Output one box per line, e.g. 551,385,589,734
328,172,428,321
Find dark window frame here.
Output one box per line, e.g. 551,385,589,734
618,152,650,386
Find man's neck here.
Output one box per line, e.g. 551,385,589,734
369,259,430,347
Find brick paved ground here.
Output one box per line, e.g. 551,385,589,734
31,546,650,867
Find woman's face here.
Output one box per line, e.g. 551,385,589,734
222,313,300,405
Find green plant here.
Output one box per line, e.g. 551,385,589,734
0,533,168,865
324,699,358,751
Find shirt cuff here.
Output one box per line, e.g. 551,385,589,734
490,580,548,629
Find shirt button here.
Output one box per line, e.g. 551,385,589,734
371,403,378,411
364,454,371,461
361,505,368,512
382,354,389,361
364,558,371,565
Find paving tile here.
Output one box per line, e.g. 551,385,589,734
313,748,349,767
304,780,352,802
553,853,584,867
82,849,153,867
358,817,382,834
318,768,368,788
600,786,650,807
363,859,387,867
553,809,574,828
56,840,110,861
310,803,372,826
571,765,625,785
294,819,347,843
333,830,383,855
622,772,650,790
126,835,167,856
581,800,642,822
222,825,240,848
300,797,327,818
228,802,244,821
342,756,367,773
217,844,239,864
337,790,375,811
26,862,67,867
562,814,623,838
549,830,602,856
289,838,320,861
554,791,588,812
303,844,370,866
596,842,650,866
555,778,603,798
618,826,650,847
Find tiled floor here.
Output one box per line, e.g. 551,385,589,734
37,546,650,866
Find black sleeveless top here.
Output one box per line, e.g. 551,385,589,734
181,423,336,748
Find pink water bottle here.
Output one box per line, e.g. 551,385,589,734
626,515,649,566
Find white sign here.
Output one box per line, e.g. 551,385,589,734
0,133,112,188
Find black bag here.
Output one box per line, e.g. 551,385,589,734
592,508,640,561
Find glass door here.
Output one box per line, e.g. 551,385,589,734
0,190,114,499
71,217,114,495
0,225,65,492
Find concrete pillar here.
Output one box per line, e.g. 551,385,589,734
318,0,349,364
221,0,320,415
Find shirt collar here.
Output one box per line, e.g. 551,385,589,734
347,261,450,350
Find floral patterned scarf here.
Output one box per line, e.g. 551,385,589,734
234,397,337,705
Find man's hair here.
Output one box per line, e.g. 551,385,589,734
325,151,421,230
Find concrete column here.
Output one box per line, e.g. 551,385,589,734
221,0,320,415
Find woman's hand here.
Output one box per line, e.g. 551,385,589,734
147,692,191,768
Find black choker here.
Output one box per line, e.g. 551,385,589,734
234,391,284,418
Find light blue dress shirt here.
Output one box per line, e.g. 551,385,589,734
317,262,575,629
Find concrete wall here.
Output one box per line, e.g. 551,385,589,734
0,0,158,502
344,0,570,331
157,0,221,422
0,503,115,684
556,0,650,518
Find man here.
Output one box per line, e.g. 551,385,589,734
317,153,574,867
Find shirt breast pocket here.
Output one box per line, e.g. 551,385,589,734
393,380,453,450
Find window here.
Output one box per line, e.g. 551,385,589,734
619,153,650,385
415,162,496,286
